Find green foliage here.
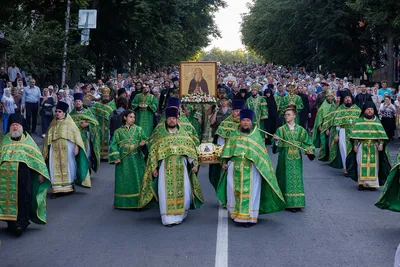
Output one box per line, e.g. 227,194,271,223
198,47,264,64
0,0,226,83
241,0,397,76
87,0,226,78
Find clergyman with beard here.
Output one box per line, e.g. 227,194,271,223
91,87,116,159
218,109,285,227
138,107,204,227
188,68,209,95
0,113,51,237
326,90,361,175
312,90,336,162
347,101,391,191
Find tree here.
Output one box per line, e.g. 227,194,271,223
347,0,400,84
198,47,264,64
241,0,374,77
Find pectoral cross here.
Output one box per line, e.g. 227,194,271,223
241,151,246,159
349,118,353,125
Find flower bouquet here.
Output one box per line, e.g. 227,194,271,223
181,92,217,104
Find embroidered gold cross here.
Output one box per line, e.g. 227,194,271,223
349,118,353,125
241,151,245,159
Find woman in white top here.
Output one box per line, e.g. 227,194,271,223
380,95,396,140
1,87,15,133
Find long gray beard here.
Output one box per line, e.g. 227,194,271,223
10,129,23,138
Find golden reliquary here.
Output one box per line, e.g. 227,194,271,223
198,143,223,165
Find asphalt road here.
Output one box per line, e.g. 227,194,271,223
0,136,399,267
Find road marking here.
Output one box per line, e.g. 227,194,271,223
215,205,228,267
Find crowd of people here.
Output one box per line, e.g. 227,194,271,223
1,62,400,237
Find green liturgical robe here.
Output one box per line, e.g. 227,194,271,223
312,100,336,161
274,124,315,208
70,108,101,172
43,114,91,192
245,96,268,130
91,100,116,159
278,94,303,115
185,104,203,139
131,93,158,138
139,124,204,221
149,110,200,148
109,125,147,209
376,151,400,212
0,133,51,224
217,126,286,222
328,104,361,170
347,116,391,187
208,115,239,191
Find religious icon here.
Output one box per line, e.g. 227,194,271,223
188,68,209,95
180,61,217,97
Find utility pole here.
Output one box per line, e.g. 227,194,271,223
61,0,71,86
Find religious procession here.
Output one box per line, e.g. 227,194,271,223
1,62,400,240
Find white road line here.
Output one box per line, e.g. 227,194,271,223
215,205,228,267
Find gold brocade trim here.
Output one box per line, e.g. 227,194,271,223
0,214,17,220
109,152,119,157
115,193,140,197
223,143,284,202
52,139,69,186
3,141,42,156
352,130,387,134
355,122,385,127
285,193,305,197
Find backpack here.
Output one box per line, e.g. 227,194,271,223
109,109,123,141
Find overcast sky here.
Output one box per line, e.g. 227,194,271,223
207,0,250,51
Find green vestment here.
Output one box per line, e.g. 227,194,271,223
312,100,336,161
328,104,361,169
278,94,303,124
109,125,147,209
0,133,51,224
347,116,391,185
139,124,204,212
208,115,239,191
131,93,158,138
278,94,303,115
149,110,200,147
70,108,101,172
245,96,268,130
91,100,116,159
275,124,315,208
376,151,400,212
185,104,203,139
217,126,286,216
43,114,91,190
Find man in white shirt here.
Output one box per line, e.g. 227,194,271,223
8,63,20,83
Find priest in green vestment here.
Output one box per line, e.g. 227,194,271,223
139,107,204,227
109,109,147,209
312,90,336,161
70,93,101,173
245,83,268,130
375,150,400,212
278,84,303,120
208,99,244,191
328,90,361,175
149,97,200,147
217,109,286,226
183,103,203,140
131,85,158,138
0,114,51,237
91,87,116,159
347,101,391,190
273,107,315,212
43,102,91,197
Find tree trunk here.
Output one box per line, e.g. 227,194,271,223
387,29,395,86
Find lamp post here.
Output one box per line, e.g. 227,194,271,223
61,0,71,87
